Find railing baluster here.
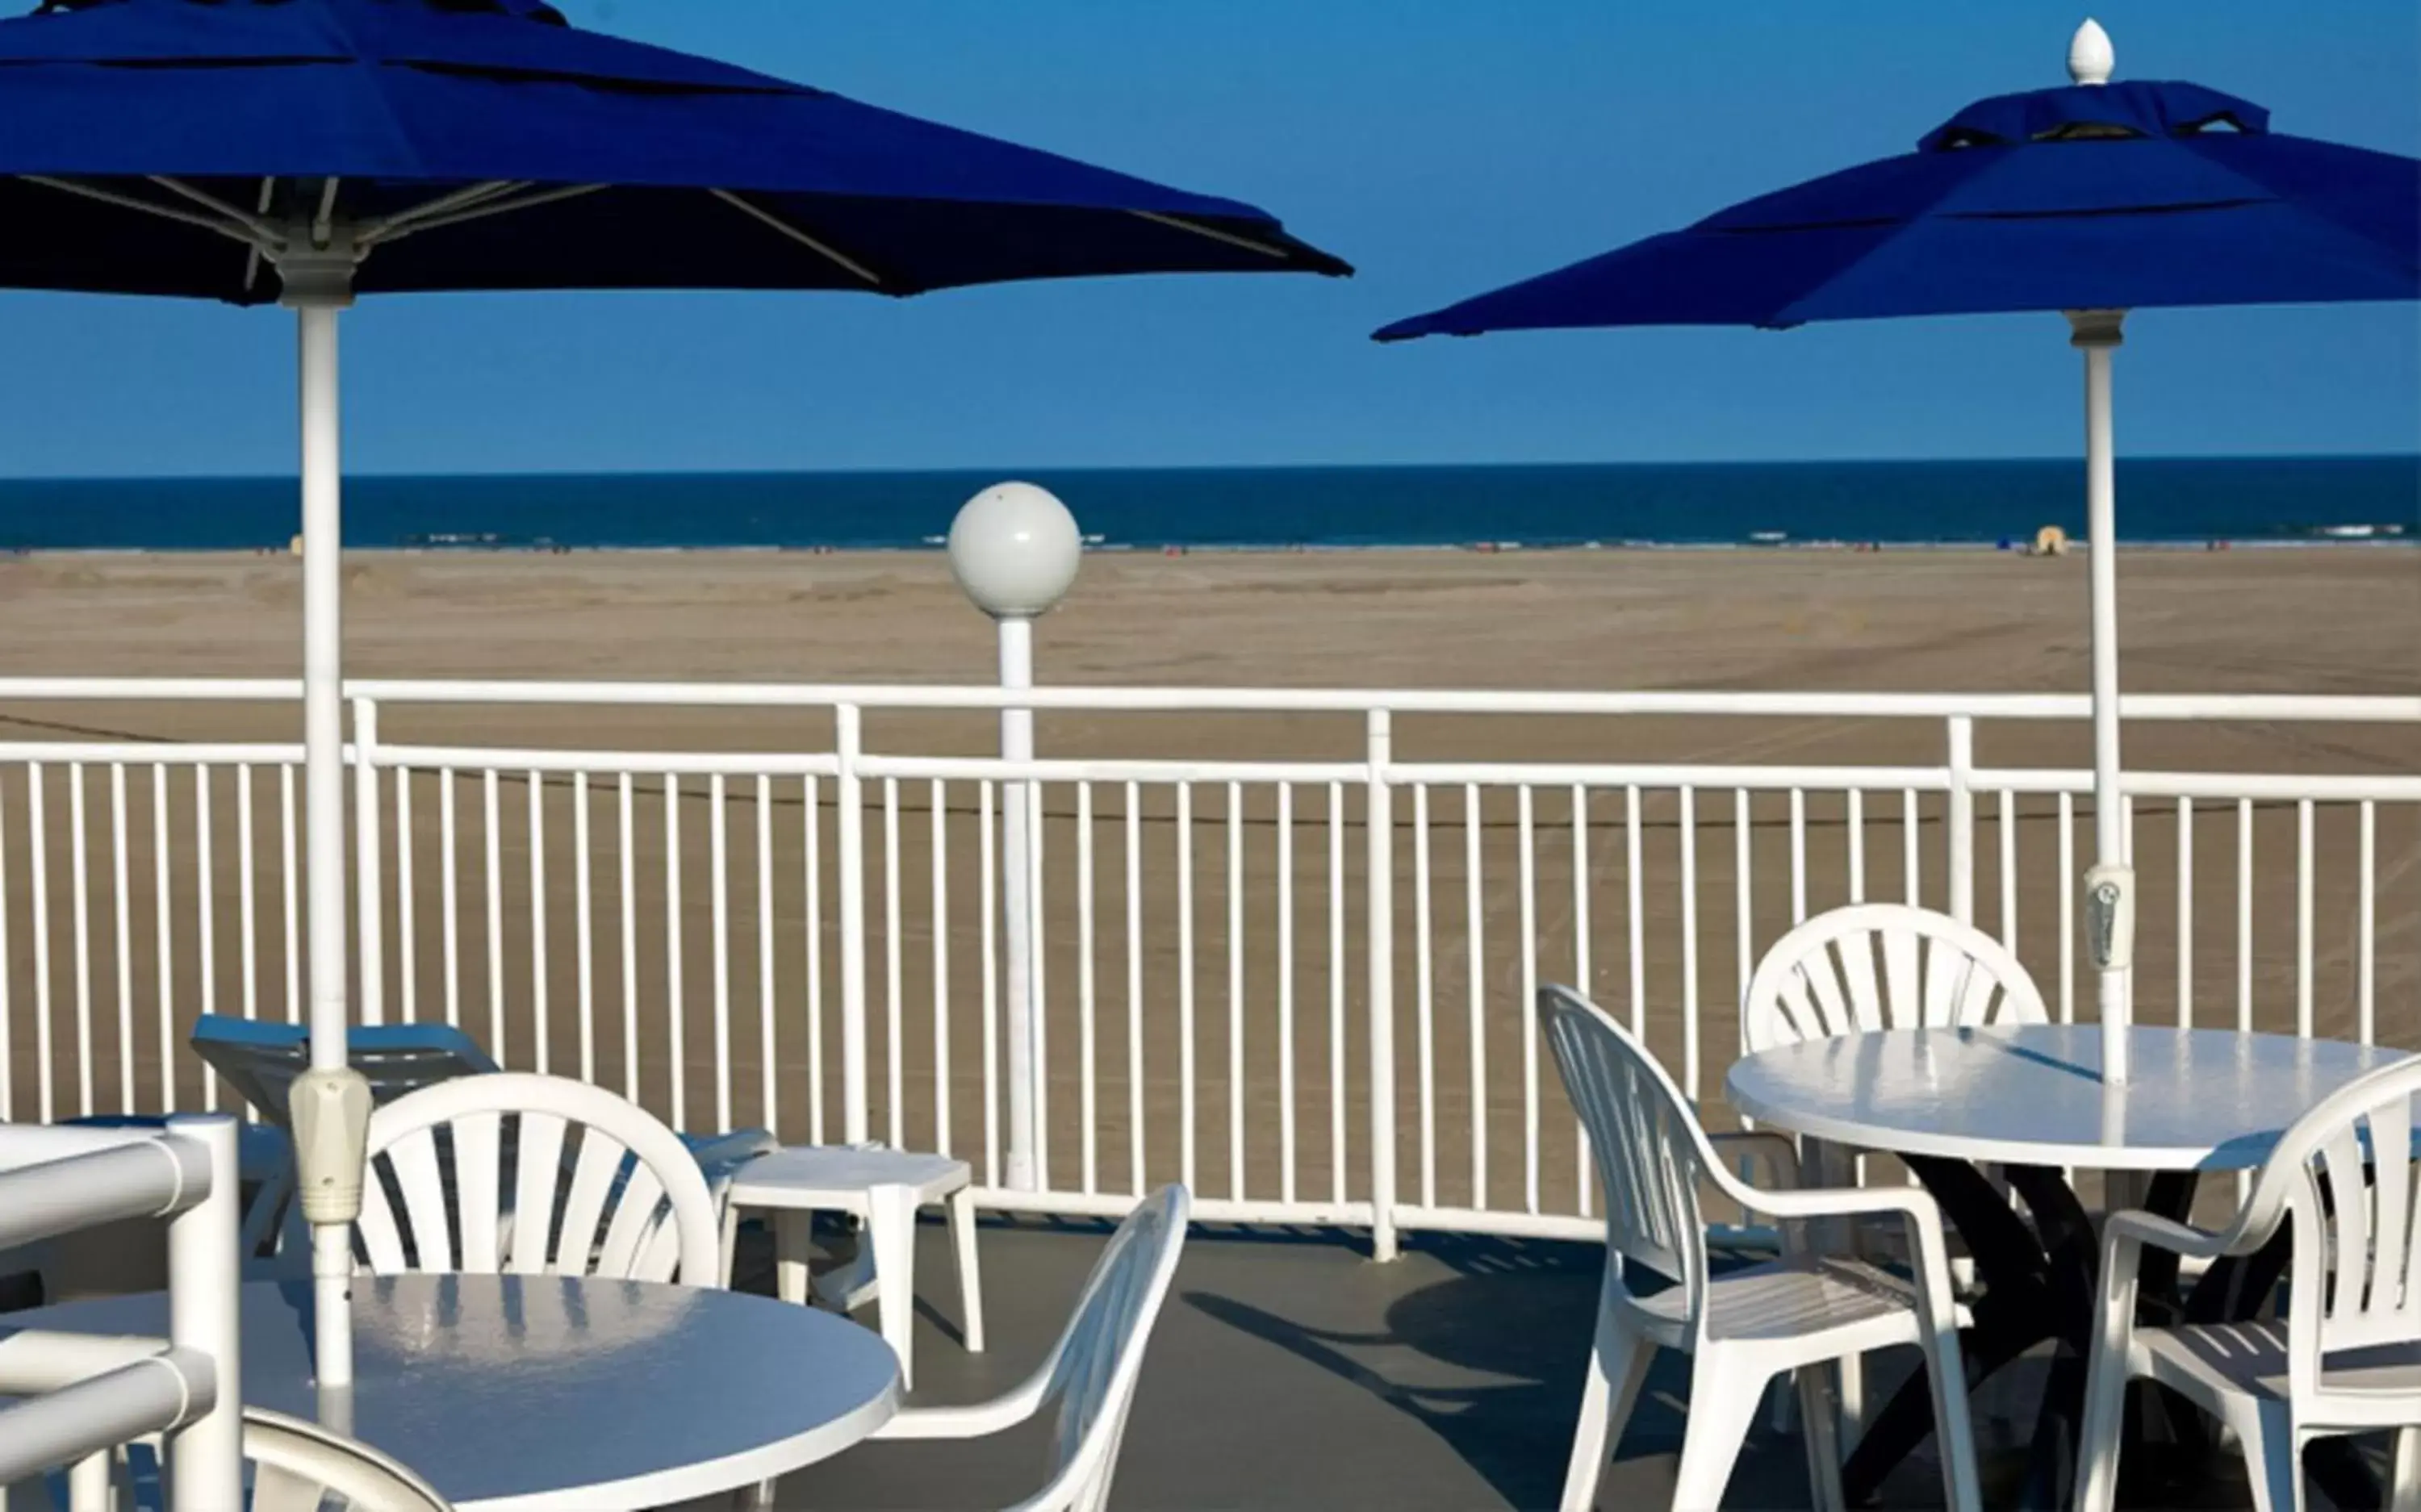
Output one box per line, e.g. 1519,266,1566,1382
2058,792,2076,1023
1328,779,1347,1205
576,773,594,1084
804,773,822,1145
151,765,170,1113
618,773,637,1101
1123,780,1144,1194
280,765,299,1025
31,763,53,1122
443,771,462,1032
1789,786,1808,923
1625,786,1644,1040
1,767,10,1121
486,770,505,1066
1227,780,1244,1201
1680,786,1700,1102
1279,782,1298,1205
1572,784,1592,1219
395,767,416,1024
1733,790,1752,1044
1177,781,1196,1193
1031,779,1048,1189
1517,783,1538,1215
1902,787,1921,907
1367,711,1395,1258
2296,799,2314,1040
110,763,131,1112
1466,783,1486,1208
70,763,92,1116
2176,797,2193,1030
1847,788,1866,903
930,777,949,1155
1077,782,1097,1194
235,762,254,1023
2358,801,2376,1046
883,776,902,1149
662,771,681,1130
529,771,548,1076
979,779,997,1184
1410,783,1429,1210
2236,798,2254,1036
713,773,734,1132
1999,789,2018,950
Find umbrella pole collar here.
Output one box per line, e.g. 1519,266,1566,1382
2065,308,2126,349
273,240,360,311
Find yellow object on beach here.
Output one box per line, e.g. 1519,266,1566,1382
2032,525,2068,557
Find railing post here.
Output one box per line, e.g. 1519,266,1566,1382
165,1113,243,1512
1365,709,1399,1262
351,695,383,1026
1946,716,1976,925
836,704,868,1145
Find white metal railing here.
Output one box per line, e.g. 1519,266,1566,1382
0,1117,242,1509
0,679,2412,1253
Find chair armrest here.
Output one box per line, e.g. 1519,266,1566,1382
2102,1207,2236,1263
872,1376,1048,1441
1708,1130,1800,1188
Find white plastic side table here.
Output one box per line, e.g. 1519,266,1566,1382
721,1145,984,1389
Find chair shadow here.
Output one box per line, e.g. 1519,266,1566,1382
1185,1234,1705,1510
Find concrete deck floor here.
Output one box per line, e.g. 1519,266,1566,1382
728,1217,2237,1512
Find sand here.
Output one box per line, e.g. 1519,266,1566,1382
0,546,2412,1216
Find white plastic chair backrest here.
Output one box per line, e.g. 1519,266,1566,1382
242,1408,454,1512
359,1073,719,1284
2227,1055,2421,1411
1027,1185,1190,1512
1742,903,2048,1052
1541,986,1713,1333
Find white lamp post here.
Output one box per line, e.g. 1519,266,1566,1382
947,483,1082,1192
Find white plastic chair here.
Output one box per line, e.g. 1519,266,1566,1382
1541,985,1980,1512
1742,903,2048,1050
12,1408,451,1512
860,1184,1189,1512
358,1072,721,1284
2075,1055,2421,1512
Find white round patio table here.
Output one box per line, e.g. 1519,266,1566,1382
1726,1022,2405,1172
2,1272,899,1511
1726,1023,2406,1510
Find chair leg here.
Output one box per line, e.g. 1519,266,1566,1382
1796,1364,1846,1512
2392,1426,2421,1512
2231,1401,2302,1512
867,1184,918,1392
947,1185,985,1354
1670,1352,1767,1512
1916,1323,1983,1512
718,1205,742,1289
2071,1356,2131,1512
773,1209,813,1306
1558,1301,1650,1512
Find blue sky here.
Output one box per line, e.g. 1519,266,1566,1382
0,1,2414,475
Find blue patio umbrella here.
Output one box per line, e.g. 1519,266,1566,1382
0,0,1346,1399
1377,20,2418,1085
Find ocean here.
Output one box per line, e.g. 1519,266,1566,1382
0,456,2412,553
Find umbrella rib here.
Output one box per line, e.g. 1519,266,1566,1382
21,176,263,249
1130,210,1290,260
359,183,604,249
710,190,883,286
147,177,282,244
353,181,529,246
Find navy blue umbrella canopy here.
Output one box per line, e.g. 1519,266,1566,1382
0,0,1349,302
1376,72,2413,339
1374,22,2418,1092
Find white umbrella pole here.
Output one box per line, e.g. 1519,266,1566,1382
2072,309,2132,1084
282,249,374,1398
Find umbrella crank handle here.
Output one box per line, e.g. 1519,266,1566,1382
2084,864,2135,973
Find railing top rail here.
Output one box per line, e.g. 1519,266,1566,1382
0,677,2411,724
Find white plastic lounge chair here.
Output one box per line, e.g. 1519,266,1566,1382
16,1407,453,1512
1541,984,1981,1512
359,1073,721,1284
859,1185,1188,1511
2074,1053,2421,1512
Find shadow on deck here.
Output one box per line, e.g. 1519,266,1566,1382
740,1217,2003,1512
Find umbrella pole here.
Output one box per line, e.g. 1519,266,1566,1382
2072,309,2132,1084
282,249,374,1403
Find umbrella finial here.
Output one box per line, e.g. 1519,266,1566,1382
2068,19,2115,86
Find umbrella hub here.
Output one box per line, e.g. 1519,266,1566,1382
270,230,360,310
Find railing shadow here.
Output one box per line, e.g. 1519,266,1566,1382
1185,1234,1701,1510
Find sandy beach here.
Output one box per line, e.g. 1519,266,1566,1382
0,546,2412,1213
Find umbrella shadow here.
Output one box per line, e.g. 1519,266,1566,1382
1184,1235,1704,1510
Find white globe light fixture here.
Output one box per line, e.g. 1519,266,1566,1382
946,481,1082,1194
947,482,1082,620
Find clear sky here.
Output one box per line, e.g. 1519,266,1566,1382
0,0,2414,476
